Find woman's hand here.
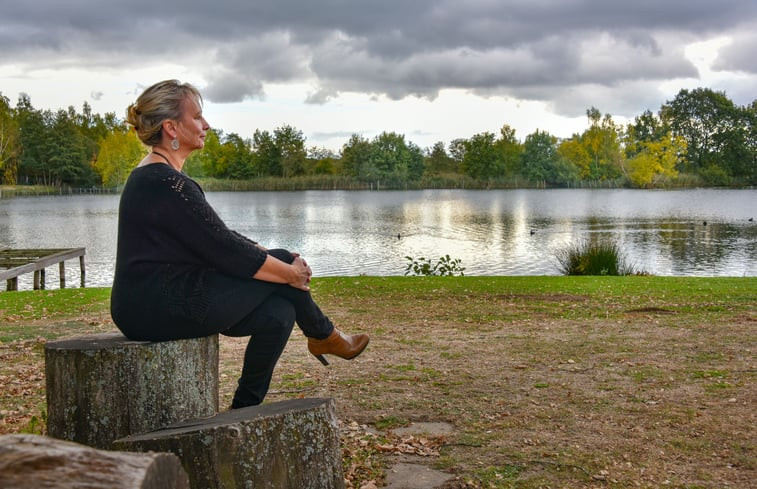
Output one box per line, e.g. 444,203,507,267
288,255,312,291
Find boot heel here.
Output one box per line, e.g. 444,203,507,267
314,353,329,366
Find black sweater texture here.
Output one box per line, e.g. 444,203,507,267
110,163,268,337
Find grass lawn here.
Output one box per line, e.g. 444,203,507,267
1,276,755,488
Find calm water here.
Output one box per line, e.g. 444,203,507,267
1,189,755,289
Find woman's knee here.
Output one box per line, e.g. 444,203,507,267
256,296,296,335
224,295,295,337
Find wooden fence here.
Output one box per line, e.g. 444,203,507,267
0,248,86,291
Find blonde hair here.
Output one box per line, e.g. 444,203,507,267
126,80,202,146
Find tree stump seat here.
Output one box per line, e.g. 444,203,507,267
45,332,219,450
114,398,345,489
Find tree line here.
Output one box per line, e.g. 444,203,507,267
1,87,754,189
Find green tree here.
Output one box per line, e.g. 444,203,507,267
424,141,456,175
745,101,757,184
625,110,669,159
369,131,424,184
448,138,466,166
14,96,98,186
252,129,281,177
406,141,425,181
306,146,339,175
223,133,254,179
494,124,523,178
0,92,20,184
187,128,223,177
521,130,578,185
274,125,307,178
94,127,145,187
46,108,98,186
661,88,753,182
341,134,375,180
15,94,48,184
75,102,116,168
461,132,501,180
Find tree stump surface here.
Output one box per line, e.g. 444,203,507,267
115,398,345,489
45,331,219,449
0,434,190,489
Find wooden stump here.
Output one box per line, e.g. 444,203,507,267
45,332,219,450
115,398,345,489
0,434,190,489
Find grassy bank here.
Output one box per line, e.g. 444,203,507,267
1,276,755,488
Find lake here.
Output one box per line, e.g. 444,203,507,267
1,188,755,290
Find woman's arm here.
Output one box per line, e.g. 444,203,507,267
253,254,312,291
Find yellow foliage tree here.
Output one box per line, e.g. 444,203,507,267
558,108,624,181
557,137,589,176
625,133,685,187
94,129,146,187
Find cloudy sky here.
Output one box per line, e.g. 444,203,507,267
1,0,755,151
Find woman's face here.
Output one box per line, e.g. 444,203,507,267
175,95,209,151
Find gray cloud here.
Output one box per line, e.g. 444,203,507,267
1,0,755,116
713,28,757,74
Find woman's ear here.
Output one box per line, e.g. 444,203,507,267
161,119,177,140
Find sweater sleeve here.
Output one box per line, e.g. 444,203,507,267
153,170,269,278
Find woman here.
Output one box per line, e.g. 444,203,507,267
110,79,368,409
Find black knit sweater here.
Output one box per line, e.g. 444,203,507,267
110,163,268,338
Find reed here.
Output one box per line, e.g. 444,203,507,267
556,239,637,276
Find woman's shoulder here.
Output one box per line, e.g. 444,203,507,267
127,163,196,184
123,164,198,195
149,164,205,197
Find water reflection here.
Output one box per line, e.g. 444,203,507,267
0,188,754,289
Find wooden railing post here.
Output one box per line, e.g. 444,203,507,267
59,261,66,288
79,255,85,287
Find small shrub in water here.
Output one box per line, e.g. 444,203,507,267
556,240,636,276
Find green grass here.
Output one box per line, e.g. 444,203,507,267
312,275,756,323
0,287,110,319
0,287,111,341
1,276,754,340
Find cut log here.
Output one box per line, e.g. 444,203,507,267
0,434,190,489
45,332,218,449
115,398,345,489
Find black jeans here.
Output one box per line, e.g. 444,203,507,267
205,249,334,408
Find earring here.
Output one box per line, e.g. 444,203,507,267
171,138,180,151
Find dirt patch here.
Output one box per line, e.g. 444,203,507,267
493,293,589,302
625,306,676,314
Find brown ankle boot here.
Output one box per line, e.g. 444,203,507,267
308,329,369,366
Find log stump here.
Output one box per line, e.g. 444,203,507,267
45,332,219,450
115,398,345,489
0,434,190,489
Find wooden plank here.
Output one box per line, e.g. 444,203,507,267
0,248,86,284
